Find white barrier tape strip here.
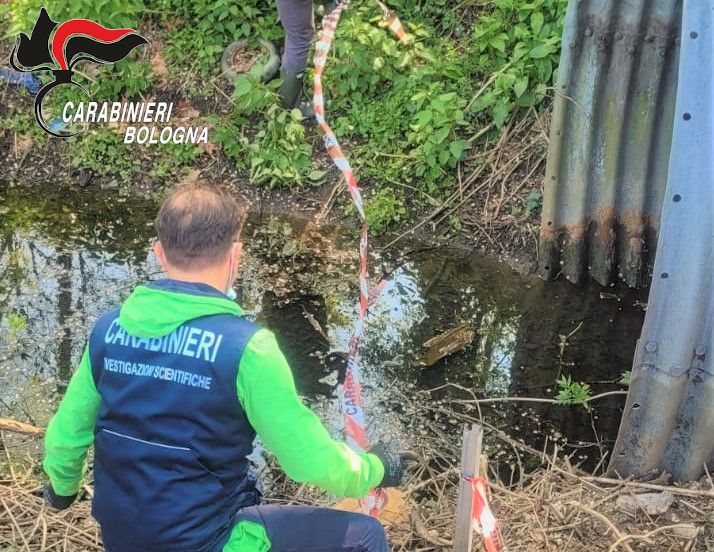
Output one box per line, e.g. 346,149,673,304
313,0,406,516
463,474,505,552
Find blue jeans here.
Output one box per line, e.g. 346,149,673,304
234,504,389,551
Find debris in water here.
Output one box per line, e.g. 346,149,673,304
318,371,339,386
416,324,475,367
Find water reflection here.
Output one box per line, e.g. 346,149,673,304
0,181,647,466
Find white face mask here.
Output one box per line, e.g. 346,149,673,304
225,243,240,301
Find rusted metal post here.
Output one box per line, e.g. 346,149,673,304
453,424,483,552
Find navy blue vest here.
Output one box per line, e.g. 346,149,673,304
88,280,261,552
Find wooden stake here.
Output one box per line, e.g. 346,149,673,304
453,424,483,552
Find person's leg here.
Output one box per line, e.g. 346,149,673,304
224,504,389,552
277,0,315,74
276,0,314,110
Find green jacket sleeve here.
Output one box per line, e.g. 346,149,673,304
43,346,101,496
237,328,384,498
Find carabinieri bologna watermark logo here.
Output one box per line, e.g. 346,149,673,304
10,8,208,144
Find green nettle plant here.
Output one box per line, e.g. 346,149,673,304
407,88,470,186
213,66,315,189
243,106,313,188
150,142,203,181
67,128,140,182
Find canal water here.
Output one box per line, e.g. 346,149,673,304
0,180,648,473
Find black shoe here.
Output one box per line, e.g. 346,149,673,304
279,72,314,120
279,71,303,109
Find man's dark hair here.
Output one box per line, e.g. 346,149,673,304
154,181,245,270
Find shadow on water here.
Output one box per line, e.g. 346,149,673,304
0,181,647,470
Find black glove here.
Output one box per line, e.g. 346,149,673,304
368,442,418,488
44,484,77,510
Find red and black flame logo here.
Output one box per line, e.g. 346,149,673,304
10,8,148,137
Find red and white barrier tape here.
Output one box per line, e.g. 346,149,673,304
313,0,401,515
374,0,408,42
462,474,505,552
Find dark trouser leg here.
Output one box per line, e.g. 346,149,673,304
276,0,315,75
234,504,389,552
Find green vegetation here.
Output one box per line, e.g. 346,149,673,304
362,189,408,234
6,0,144,36
158,0,281,76
463,0,566,126
91,60,156,101
214,69,314,187
6,312,28,335
66,128,140,183
149,142,203,180
6,110,47,142
222,104,313,188
3,0,567,233
554,375,592,408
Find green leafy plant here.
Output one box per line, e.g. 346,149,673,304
554,375,592,408
217,105,313,188
214,67,314,188
620,371,632,386
8,0,145,35
525,188,543,216
361,189,407,235
245,106,312,188
67,128,140,183
149,142,202,181
231,67,282,121
158,0,281,76
465,0,568,126
5,110,49,143
449,215,462,231
7,313,28,334
407,87,470,188
91,60,155,100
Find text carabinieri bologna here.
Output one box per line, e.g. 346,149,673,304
61,101,208,144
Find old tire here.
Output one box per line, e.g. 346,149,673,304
220,38,280,82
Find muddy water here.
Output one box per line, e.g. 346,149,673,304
0,181,647,471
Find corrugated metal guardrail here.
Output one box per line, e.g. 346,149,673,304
609,0,713,481
539,0,682,287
